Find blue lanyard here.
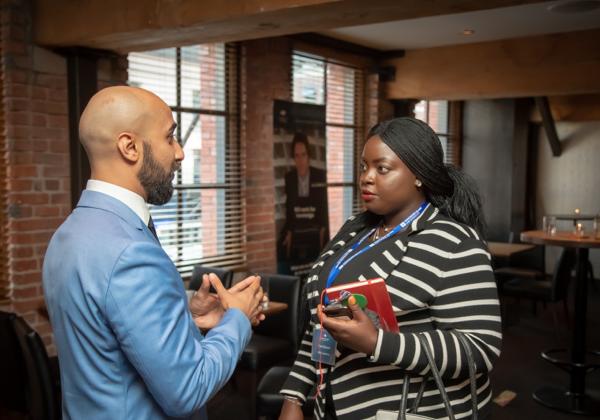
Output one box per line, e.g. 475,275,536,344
324,202,428,304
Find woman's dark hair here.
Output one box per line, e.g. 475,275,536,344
360,117,485,235
291,132,310,157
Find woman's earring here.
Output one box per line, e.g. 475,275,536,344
415,179,422,187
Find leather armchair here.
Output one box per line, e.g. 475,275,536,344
236,273,302,419
240,273,301,370
0,311,27,415
188,265,233,291
256,365,315,420
10,313,61,420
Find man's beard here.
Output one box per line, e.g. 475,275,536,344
138,141,180,205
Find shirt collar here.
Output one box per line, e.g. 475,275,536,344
86,180,150,225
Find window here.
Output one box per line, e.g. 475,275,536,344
128,44,243,276
292,53,363,236
192,150,201,184
414,100,458,164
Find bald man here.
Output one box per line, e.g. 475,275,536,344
42,86,263,419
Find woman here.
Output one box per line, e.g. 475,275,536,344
279,117,501,419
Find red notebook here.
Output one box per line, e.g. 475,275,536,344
325,278,399,333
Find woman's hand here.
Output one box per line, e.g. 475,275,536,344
319,295,379,355
279,399,304,420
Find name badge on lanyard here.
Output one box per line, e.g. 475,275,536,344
323,201,428,305
311,326,337,365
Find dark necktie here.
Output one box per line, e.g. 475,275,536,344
148,216,159,241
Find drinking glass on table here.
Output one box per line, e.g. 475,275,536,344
593,215,600,239
260,277,270,310
574,222,585,238
543,215,557,236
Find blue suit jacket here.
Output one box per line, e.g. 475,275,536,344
43,190,251,419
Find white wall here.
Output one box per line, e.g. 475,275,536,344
536,121,600,277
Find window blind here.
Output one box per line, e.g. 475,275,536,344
0,39,9,304
291,52,364,236
414,100,461,165
128,44,243,276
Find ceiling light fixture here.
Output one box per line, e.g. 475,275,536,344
462,29,475,36
547,0,600,14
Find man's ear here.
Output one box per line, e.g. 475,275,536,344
116,132,141,163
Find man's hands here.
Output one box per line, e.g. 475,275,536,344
189,274,266,330
318,295,378,355
209,274,265,325
189,274,224,330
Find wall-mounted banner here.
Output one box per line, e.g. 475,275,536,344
273,100,329,277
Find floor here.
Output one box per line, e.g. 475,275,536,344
208,282,600,420
488,285,600,420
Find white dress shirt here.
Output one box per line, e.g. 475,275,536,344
86,179,150,225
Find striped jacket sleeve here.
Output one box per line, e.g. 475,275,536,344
280,326,317,402
371,237,502,379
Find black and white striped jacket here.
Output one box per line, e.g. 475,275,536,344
281,204,501,419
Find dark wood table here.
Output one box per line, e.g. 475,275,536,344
488,241,535,259
261,301,288,316
521,230,600,415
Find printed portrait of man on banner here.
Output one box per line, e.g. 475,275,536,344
273,100,329,277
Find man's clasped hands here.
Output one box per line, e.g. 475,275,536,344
189,273,267,330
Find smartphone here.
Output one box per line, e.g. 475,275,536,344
322,305,353,319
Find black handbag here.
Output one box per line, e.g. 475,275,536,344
373,330,478,420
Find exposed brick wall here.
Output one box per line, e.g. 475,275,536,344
1,0,69,353
0,6,9,308
366,73,380,136
0,0,127,353
241,38,292,273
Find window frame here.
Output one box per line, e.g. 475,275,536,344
128,43,243,276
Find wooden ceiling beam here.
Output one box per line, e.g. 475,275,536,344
535,96,561,157
383,28,600,100
33,0,545,53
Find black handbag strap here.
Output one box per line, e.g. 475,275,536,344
398,331,478,420
455,330,478,420
399,373,411,416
